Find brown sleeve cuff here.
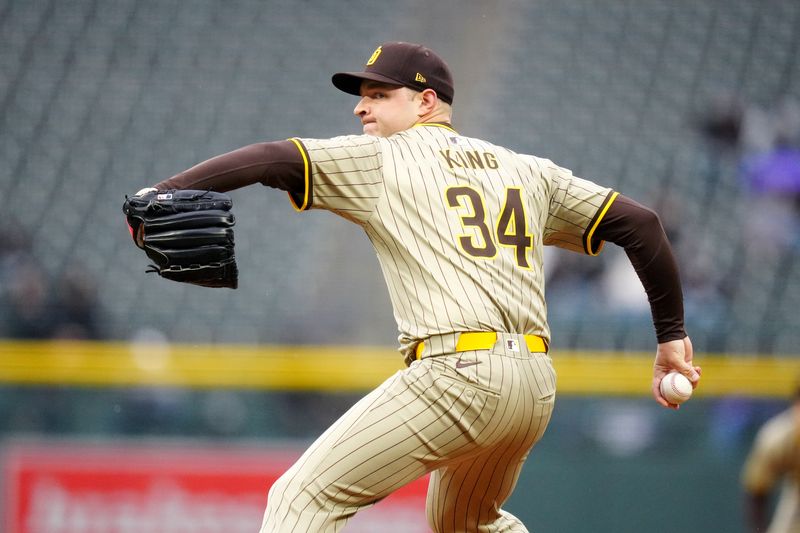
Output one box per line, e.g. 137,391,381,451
594,194,686,342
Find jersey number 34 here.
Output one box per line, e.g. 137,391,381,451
445,186,533,269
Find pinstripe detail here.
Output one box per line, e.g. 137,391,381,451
262,343,555,532
264,124,611,531
424,339,555,532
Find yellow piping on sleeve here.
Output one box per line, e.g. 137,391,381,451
287,138,310,211
584,191,619,256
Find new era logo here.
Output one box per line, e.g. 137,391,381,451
415,72,427,83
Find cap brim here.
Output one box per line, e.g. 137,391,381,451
331,71,404,96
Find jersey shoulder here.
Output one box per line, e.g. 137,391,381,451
297,133,382,153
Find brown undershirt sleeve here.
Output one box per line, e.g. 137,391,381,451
154,140,305,194
592,194,687,343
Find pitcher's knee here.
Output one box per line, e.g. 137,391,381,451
426,504,457,533
426,506,529,533
261,476,287,528
264,471,370,532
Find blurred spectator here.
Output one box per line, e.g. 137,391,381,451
0,219,33,270
0,218,103,340
741,383,800,533
740,139,800,258
697,92,745,153
744,145,800,197
50,266,103,340
1,258,104,341
1,256,59,339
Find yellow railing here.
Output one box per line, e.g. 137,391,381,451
0,340,798,397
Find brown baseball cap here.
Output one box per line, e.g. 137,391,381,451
332,42,454,104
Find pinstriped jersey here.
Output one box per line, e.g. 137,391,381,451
290,124,616,358
741,408,800,533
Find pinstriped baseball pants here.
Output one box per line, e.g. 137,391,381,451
260,333,556,533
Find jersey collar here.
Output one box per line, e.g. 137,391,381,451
413,122,458,134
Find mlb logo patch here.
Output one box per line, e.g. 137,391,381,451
506,339,520,352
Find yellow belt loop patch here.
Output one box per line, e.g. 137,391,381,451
456,332,497,351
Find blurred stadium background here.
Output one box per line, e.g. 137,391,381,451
2,0,800,531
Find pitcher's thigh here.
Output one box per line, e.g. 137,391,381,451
425,443,534,533
262,368,444,531
425,356,556,533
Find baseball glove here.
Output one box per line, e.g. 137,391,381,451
122,189,238,289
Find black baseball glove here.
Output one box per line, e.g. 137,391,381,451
122,189,238,289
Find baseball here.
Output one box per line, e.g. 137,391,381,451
660,371,693,404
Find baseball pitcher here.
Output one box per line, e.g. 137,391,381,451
125,41,700,533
